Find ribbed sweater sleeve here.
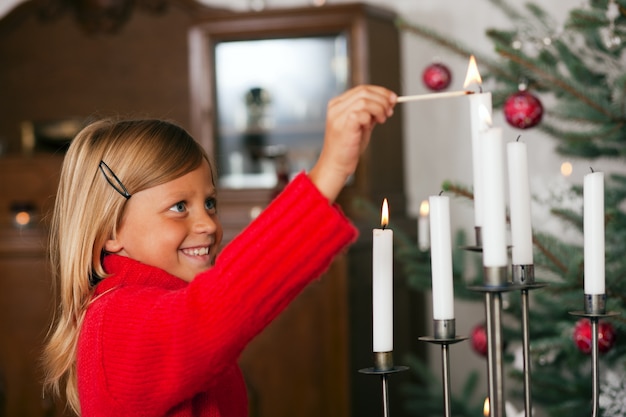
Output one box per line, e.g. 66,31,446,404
79,173,357,416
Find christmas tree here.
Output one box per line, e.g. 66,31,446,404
391,1,626,416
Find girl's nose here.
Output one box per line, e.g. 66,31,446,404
193,211,220,235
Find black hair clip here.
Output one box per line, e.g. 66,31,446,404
99,160,131,199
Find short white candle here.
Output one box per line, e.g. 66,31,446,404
373,198,393,352
584,171,605,294
429,195,454,320
418,200,430,251
481,127,508,267
507,140,534,265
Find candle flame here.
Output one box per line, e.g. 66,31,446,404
381,198,389,228
14,211,31,226
561,161,573,177
463,55,483,89
483,397,490,417
419,200,429,217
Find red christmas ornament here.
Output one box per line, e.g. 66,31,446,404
471,323,488,357
573,319,617,355
503,90,543,129
422,63,452,91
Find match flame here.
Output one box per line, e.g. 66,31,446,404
483,397,490,417
463,55,483,89
381,198,389,228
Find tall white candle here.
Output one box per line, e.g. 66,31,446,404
481,127,508,267
418,200,430,251
464,55,492,228
507,140,534,265
429,195,454,320
584,171,605,294
373,198,393,352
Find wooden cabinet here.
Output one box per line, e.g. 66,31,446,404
188,3,407,222
0,155,67,417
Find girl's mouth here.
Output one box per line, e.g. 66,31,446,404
181,246,210,256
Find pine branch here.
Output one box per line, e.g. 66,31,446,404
395,18,518,85
532,235,568,274
441,181,473,200
496,48,621,119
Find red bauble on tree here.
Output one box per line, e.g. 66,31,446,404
503,90,544,129
422,62,452,91
471,323,488,357
573,318,617,355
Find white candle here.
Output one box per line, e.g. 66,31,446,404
584,171,605,294
429,195,454,320
507,140,534,265
418,200,430,251
373,198,393,352
481,127,508,267
464,56,493,228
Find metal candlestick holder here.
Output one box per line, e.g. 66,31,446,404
570,293,620,417
418,319,467,417
468,266,523,417
359,351,408,417
465,227,526,417
461,226,483,252
512,264,547,417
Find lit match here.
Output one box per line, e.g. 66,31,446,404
396,90,473,103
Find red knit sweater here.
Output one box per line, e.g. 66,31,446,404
76,173,357,417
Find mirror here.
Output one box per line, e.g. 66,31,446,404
213,35,349,189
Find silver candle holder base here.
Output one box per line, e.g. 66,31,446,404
418,319,468,417
570,293,620,417
512,264,547,417
468,266,522,417
359,352,408,417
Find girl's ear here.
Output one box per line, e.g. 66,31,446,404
104,238,123,253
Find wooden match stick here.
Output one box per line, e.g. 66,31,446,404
396,90,473,103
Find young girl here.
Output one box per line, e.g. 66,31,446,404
43,85,397,416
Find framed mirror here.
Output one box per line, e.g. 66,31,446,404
189,12,350,189
213,35,348,188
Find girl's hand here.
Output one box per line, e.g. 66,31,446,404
309,85,397,202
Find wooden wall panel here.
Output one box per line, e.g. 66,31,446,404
0,2,213,153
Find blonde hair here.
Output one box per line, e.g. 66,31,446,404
42,118,211,415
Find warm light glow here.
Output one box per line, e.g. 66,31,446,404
463,55,483,89
14,211,31,226
419,200,430,217
483,397,490,417
561,161,573,177
381,198,389,227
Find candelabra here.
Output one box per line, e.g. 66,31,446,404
465,228,618,417
361,221,619,417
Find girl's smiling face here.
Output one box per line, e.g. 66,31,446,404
104,160,223,282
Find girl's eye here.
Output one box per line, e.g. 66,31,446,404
169,202,186,213
205,198,217,212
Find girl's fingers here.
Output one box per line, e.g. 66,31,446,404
328,85,396,119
